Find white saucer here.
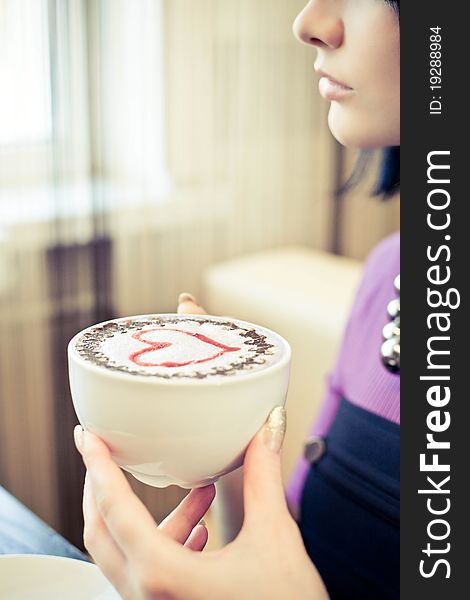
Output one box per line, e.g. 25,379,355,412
0,555,121,599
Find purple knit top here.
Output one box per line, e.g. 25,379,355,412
287,232,400,511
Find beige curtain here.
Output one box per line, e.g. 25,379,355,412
111,0,338,316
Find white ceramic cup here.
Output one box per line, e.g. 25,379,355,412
68,314,291,488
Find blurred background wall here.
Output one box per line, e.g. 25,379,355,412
0,0,399,549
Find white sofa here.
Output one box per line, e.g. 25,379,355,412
202,246,363,543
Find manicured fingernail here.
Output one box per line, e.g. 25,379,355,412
198,519,206,528
74,425,84,452
263,406,286,453
178,292,197,305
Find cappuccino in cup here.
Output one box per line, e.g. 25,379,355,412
74,314,286,380
69,314,291,488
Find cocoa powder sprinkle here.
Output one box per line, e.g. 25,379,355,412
74,316,277,380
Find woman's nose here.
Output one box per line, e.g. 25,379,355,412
293,0,344,49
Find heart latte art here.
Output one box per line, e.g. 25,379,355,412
73,315,284,380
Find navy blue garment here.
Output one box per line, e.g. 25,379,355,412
299,398,400,600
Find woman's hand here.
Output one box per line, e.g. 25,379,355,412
74,407,328,600
77,435,215,599
74,292,328,599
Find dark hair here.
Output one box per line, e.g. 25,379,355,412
342,0,400,199
338,147,399,200
375,0,400,197
386,0,400,12
376,0,400,197
341,145,400,201
375,146,400,197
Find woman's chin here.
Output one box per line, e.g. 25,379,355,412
328,106,400,149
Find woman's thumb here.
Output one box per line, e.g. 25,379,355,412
177,292,207,315
242,406,288,529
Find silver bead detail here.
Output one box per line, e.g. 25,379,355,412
381,273,400,374
382,321,400,340
381,337,400,373
394,274,400,294
387,298,400,319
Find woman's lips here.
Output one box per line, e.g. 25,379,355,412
318,74,354,101
314,65,354,100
